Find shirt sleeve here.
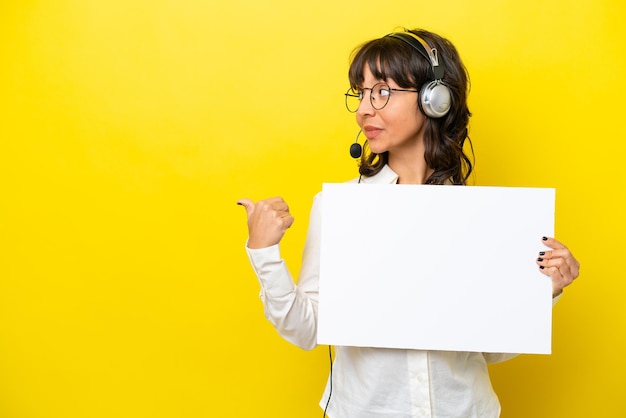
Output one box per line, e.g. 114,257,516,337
244,193,323,350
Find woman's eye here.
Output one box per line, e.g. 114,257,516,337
379,88,391,97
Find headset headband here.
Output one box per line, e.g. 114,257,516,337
386,32,444,80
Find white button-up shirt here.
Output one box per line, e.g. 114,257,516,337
245,165,545,418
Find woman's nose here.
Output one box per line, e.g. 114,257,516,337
356,93,375,116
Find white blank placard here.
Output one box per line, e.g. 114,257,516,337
317,183,555,354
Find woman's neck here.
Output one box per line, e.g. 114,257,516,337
392,165,433,184
388,146,433,185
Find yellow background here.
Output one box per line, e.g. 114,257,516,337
1,1,624,417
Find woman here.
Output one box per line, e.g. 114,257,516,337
237,28,580,418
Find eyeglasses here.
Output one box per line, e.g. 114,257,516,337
344,82,419,113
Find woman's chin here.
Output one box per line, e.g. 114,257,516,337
368,144,387,154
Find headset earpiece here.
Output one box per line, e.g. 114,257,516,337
419,80,451,118
387,31,452,118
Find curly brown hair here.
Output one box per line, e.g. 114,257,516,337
348,29,474,185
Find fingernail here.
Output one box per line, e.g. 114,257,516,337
539,251,545,256
537,257,543,262
542,236,548,241
540,266,545,269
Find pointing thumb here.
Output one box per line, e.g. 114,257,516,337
236,198,255,218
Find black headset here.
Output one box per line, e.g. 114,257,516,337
386,31,452,118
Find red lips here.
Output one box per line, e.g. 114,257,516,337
363,125,383,139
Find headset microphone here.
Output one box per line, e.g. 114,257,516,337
349,130,363,158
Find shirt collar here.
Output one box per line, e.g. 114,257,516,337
359,165,456,185
359,164,399,184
